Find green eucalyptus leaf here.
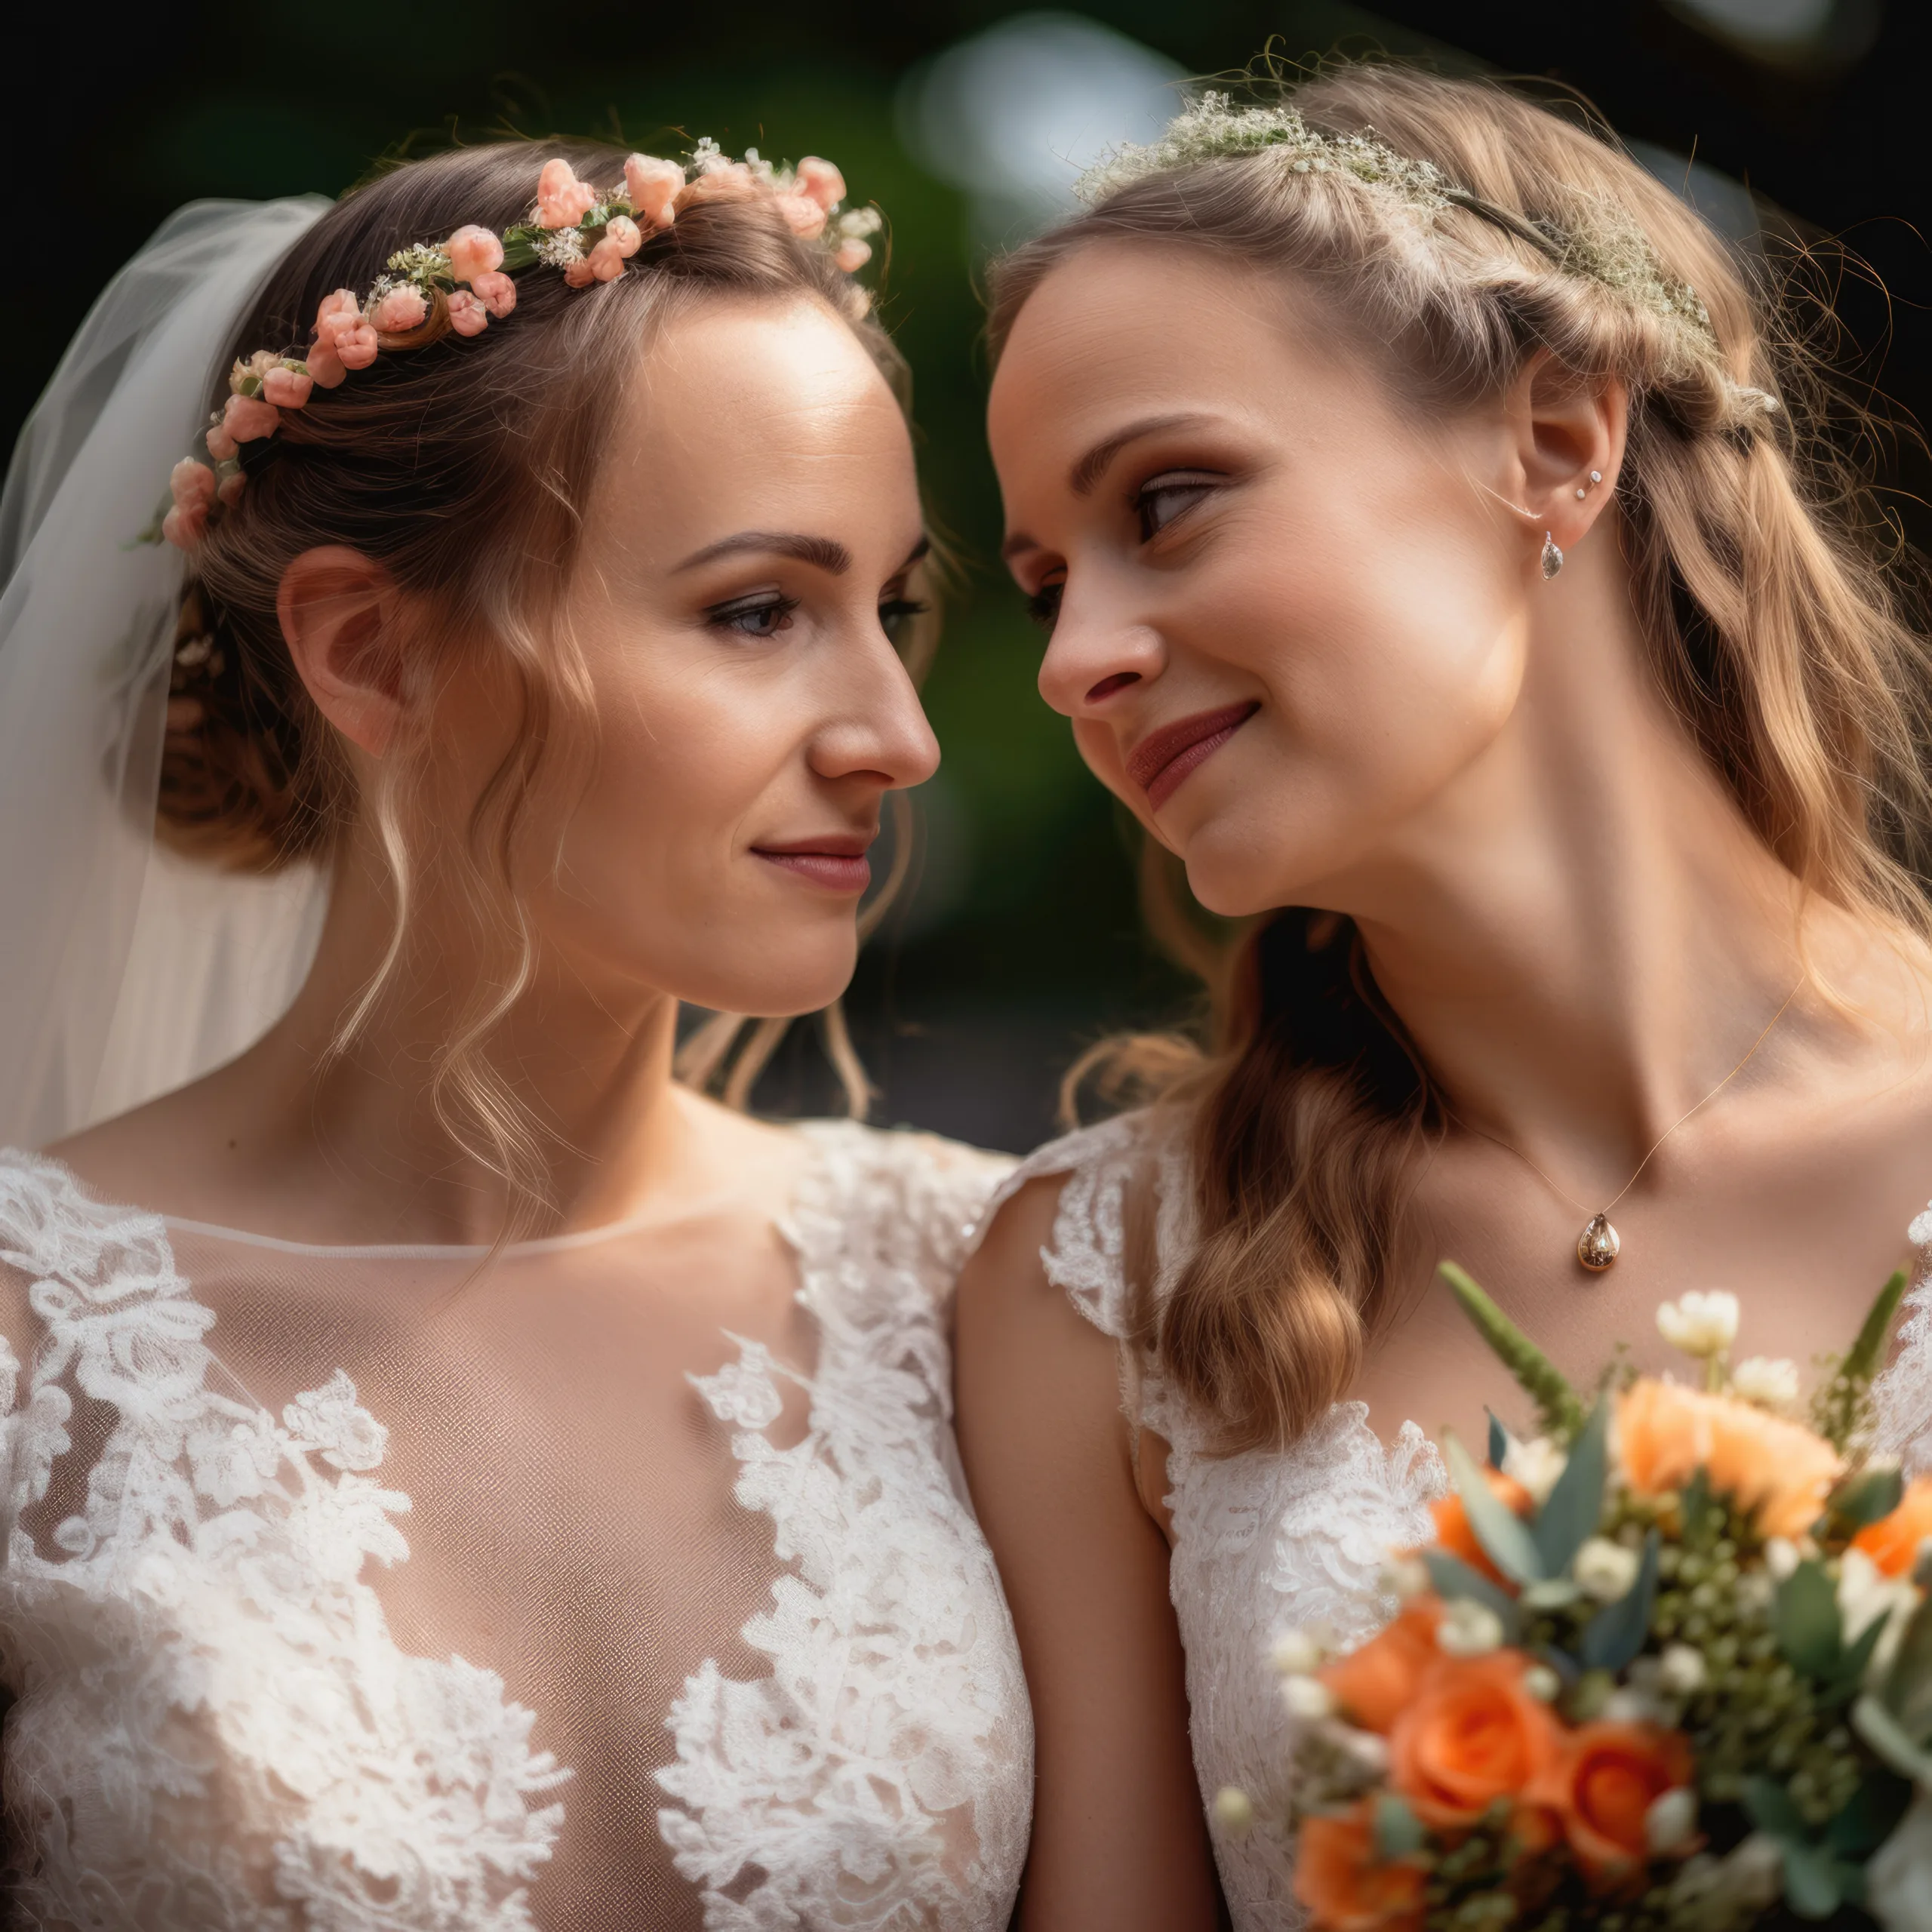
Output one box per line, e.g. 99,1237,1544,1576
1373,1793,1426,1862
1845,1271,1910,1386
1743,1774,1809,1843
1780,1841,1844,1920
1531,1400,1609,1577
1882,1592,1932,1742
1829,1463,1906,1530
1445,1432,1545,1586
1824,1612,1890,1703
1487,1409,1509,1472
1823,1773,1912,1859
1777,1561,1845,1679
1520,1577,1583,1612
1422,1550,1522,1636
1579,1527,1659,1673
1854,1693,1932,1784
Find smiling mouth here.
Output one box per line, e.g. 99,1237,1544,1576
1127,701,1261,811
752,835,874,895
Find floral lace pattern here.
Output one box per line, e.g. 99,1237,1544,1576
0,1149,568,1931
654,1120,1032,1932
1872,1201,1932,1475
986,1115,1446,1932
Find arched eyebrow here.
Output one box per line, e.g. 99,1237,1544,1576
1069,412,1213,496
675,531,852,574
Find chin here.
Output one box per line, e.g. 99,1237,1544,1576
688,942,858,1021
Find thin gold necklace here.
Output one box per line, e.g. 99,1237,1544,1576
1449,983,1801,1274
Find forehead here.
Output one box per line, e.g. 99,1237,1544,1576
600,295,914,518
986,241,1360,480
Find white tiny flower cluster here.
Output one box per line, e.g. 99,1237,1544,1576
1656,1289,1740,1357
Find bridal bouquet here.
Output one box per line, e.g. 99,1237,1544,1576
1244,1264,1932,1930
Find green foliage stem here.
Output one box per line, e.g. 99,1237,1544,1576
1438,1263,1586,1441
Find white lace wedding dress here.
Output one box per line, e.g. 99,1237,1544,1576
991,1109,1932,1932
0,1121,1032,1932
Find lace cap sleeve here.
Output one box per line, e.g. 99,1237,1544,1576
1873,1201,1932,1475
969,1109,1193,1343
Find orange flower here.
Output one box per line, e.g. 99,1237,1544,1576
1387,1648,1564,1832
1429,1466,1534,1587
1617,1378,1841,1540
1526,1721,1694,1887
1294,1798,1426,1932
1854,1475,1932,1577
1319,1601,1443,1735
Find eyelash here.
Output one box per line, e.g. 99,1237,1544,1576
1134,472,1220,542
878,597,930,645
1026,583,1063,631
707,593,798,639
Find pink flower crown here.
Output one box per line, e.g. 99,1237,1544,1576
154,141,884,550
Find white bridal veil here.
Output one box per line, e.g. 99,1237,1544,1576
0,197,333,1149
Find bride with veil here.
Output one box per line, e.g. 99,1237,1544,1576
0,134,1029,1928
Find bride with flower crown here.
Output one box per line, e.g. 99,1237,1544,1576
0,136,1029,1928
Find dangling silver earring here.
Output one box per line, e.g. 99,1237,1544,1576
1541,531,1564,580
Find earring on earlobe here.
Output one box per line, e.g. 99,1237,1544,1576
1541,531,1564,580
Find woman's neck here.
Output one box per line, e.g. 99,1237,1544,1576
1329,540,1854,1194
185,837,718,1246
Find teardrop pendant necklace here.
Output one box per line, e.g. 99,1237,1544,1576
1451,983,1800,1274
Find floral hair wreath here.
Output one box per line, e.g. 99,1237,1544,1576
152,140,884,550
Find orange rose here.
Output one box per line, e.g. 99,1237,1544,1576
1617,1378,1841,1540
1319,1601,1443,1735
1294,1798,1426,1932
1387,1647,1564,1832
1854,1475,1932,1577
1526,1721,1694,1886
1429,1466,1534,1587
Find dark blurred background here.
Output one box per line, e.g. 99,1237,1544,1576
17,0,1930,1152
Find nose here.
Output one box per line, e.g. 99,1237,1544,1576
1035,581,1166,719
810,632,941,792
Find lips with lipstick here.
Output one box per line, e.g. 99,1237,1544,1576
752,833,874,894
1126,700,1260,811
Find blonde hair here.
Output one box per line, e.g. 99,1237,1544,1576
166,137,925,1226
989,64,1932,1454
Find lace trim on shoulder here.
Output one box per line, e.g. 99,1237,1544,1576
1873,1198,1932,1475
655,1123,1030,1930
0,1149,568,1930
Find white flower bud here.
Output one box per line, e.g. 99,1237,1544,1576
1501,1434,1568,1506
1271,1627,1324,1677
1764,1537,1801,1581
1523,1663,1561,1703
1655,1290,1740,1358
1437,1598,1505,1657
1380,1557,1432,1602
1334,1724,1390,1775
1658,1643,1707,1696
1213,1786,1255,1836
1575,1536,1641,1602
1645,1786,1700,1857
1281,1675,1334,1721
1730,1355,1801,1413
1721,1833,1785,1909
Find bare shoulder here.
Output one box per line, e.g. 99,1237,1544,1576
40,1072,242,1220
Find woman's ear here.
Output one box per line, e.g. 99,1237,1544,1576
1500,350,1628,549
277,546,411,757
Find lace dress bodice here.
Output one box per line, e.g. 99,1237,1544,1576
992,1112,1932,1931
0,1121,1032,1932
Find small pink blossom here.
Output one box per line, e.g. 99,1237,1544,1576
169,457,217,512
370,285,428,333
205,420,238,462
835,237,873,273
306,342,346,388
471,271,517,318
313,288,361,342
223,393,281,442
334,323,379,371
681,162,755,207
795,156,845,211
162,505,206,549
584,235,629,282
563,255,597,288
217,469,246,507
604,214,642,257
536,156,599,230
261,365,312,408
774,193,827,238
623,153,684,229
445,223,504,285
446,289,489,337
